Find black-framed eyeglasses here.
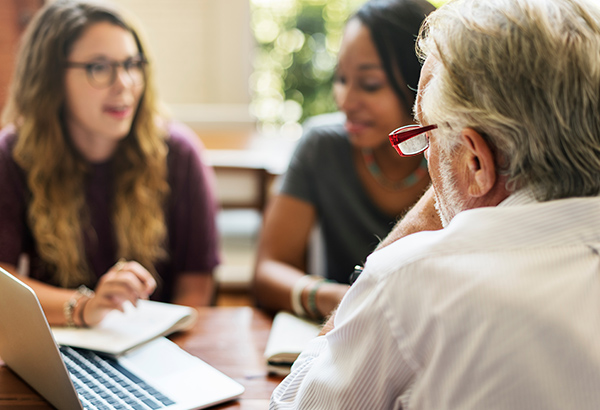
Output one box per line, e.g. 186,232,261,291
389,124,438,157
66,57,147,89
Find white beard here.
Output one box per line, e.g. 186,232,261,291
433,156,465,228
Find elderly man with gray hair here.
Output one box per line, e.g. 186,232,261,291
270,0,600,408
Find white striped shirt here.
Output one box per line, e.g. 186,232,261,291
270,192,600,409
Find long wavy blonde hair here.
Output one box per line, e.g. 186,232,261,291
2,0,169,287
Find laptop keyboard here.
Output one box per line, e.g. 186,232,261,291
60,346,176,410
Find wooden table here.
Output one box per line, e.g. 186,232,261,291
0,307,285,409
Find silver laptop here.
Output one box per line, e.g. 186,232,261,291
0,267,245,410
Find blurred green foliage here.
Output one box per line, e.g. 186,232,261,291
428,0,449,6
249,0,445,135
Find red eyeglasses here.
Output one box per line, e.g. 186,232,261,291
388,124,438,157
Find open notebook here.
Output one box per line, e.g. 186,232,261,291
0,268,244,410
52,299,197,357
264,311,322,376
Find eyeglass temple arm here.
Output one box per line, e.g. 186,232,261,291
389,124,438,144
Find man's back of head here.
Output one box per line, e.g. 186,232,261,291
417,0,600,201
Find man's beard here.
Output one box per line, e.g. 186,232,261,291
433,156,464,228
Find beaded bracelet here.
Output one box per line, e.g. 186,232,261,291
63,285,95,327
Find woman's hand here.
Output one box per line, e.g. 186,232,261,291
78,260,156,327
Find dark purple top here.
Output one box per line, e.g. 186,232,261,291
0,122,220,302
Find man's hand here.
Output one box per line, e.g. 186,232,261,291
319,310,336,336
376,185,442,250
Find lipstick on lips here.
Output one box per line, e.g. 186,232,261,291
104,105,133,120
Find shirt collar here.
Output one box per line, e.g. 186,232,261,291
498,189,538,207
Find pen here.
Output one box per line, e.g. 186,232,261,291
349,265,364,285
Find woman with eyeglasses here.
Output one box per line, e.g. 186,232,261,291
253,0,437,320
0,0,219,327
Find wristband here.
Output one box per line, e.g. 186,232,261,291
290,275,314,317
63,285,95,327
307,279,328,319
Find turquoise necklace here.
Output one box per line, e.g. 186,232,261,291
362,148,428,191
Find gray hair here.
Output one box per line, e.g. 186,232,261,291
417,0,600,201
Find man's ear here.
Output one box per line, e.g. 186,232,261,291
460,128,497,197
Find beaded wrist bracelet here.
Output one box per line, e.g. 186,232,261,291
63,285,94,327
